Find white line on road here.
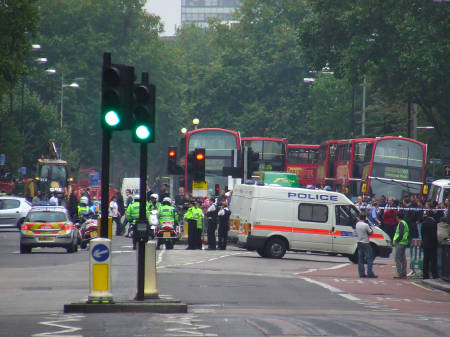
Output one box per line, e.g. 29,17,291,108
32,314,84,337
296,262,349,275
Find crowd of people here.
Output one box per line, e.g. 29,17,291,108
354,193,450,280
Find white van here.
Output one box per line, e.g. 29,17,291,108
121,177,140,200
427,179,450,205
231,183,392,262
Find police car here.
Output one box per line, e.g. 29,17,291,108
230,183,392,262
19,204,79,254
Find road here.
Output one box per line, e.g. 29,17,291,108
0,228,449,337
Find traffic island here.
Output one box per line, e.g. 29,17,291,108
64,296,188,313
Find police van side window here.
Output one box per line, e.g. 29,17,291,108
335,205,359,227
298,203,328,223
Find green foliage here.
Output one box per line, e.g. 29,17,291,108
0,0,39,95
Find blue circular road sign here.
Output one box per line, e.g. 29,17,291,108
92,243,110,262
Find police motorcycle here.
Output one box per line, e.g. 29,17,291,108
155,197,178,250
127,194,154,250
76,197,98,249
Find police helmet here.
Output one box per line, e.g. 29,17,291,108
163,197,171,203
132,194,140,201
80,196,88,205
150,193,158,200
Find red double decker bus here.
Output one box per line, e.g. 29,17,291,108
241,137,288,176
361,136,427,200
286,144,319,186
182,128,241,196
317,136,427,200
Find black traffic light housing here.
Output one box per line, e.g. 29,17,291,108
193,148,206,181
247,147,260,179
131,72,155,143
101,55,134,131
168,146,183,175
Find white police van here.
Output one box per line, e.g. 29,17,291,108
231,183,392,262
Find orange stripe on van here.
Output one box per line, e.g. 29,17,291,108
292,228,331,235
253,224,292,232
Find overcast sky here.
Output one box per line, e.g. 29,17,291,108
144,0,181,36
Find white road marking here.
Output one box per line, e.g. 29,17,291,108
162,314,218,337
297,262,349,274
300,276,342,293
32,314,84,337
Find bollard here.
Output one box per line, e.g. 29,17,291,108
408,239,423,277
88,238,113,303
144,240,159,299
97,217,113,239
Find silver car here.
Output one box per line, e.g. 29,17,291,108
0,196,32,229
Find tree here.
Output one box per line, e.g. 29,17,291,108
0,0,39,96
298,0,450,140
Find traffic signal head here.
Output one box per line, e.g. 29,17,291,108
132,83,155,143
215,184,220,196
193,148,206,181
101,63,134,131
168,146,179,175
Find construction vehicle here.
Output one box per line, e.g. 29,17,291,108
31,140,72,201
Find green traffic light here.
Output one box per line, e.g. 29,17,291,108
105,110,120,126
135,125,151,139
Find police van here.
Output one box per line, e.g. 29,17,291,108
231,183,392,262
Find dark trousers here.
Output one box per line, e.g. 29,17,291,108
207,219,217,249
357,242,374,277
187,220,197,249
194,226,203,249
384,224,396,241
114,217,122,235
218,223,228,250
423,247,438,279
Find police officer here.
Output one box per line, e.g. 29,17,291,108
184,201,196,250
126,194,149,250
191,200,204,249
206,198,218,250
217,201,231,250
77,196,91,221
157,197,178,249
148,193,160,212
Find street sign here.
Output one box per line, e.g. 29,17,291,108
429,158,442,165
444,165,450,178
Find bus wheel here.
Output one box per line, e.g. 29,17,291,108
265,238,286,259
256,248,267,258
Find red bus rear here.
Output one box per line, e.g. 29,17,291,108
241,137,288,177
316,140,338,188
183,128,241,196
286,144,319,186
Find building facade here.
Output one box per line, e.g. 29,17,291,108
181,0,240,27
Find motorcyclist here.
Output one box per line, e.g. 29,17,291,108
148,193,161,212
77,196,92,221
157,197,178,249
126,194,149,250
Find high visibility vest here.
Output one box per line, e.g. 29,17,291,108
184,207,194,220
159,205,175,224
77,205,90,217
192,207,203,229
148,201,161,212
126,201,149,222
393,220,410,245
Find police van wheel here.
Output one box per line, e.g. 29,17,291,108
265,238,286,259
348,252,358,264
256,248,267,258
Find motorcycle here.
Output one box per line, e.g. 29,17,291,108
155,214,177,250
78,214,98,249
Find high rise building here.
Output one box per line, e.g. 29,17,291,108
181,0,240,28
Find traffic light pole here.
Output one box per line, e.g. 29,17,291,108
136,142,147,300
100,129,111,238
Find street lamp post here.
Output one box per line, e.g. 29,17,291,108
192,118,200,130
60,73,79,128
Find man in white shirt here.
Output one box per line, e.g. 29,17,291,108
49,192,59,206
109,196,122,235
355,212,377,278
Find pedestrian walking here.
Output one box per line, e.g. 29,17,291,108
355,212,377,278
393,212,410,279
421,210,438,279
217,201,231,250
109,195,122,236
206,198,218,250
